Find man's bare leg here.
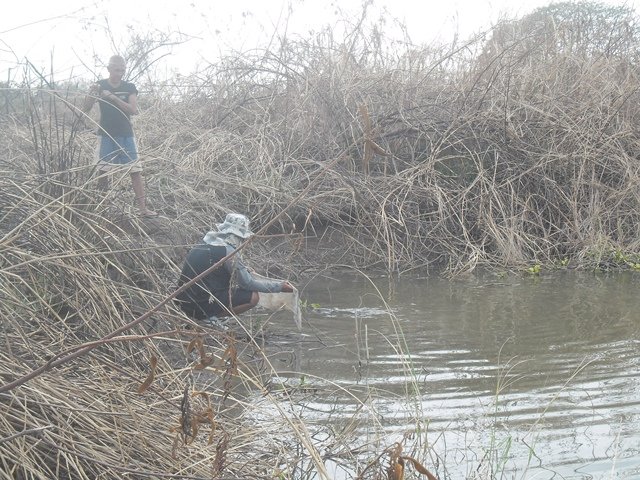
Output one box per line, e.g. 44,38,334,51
219,292,259,317
130,171,156,216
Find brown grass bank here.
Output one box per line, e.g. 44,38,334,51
131,1,640,276
2,1,640,478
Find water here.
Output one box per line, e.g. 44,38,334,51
258,271,640,479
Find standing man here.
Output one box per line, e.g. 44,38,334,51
83,55,156,217
175,213,294,323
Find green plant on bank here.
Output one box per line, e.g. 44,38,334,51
526,264,541,275
584,244,640,271
611,249,640,270
300,299,321,311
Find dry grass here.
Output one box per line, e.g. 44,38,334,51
2,2,640,478
120,1,640,276
0,93,403,478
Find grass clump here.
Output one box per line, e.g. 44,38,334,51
2,1,640,478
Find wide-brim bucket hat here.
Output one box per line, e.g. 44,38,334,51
217,213,253,239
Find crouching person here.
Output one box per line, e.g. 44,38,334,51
175,213,294,325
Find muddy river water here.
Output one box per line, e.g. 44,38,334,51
255,270,640,479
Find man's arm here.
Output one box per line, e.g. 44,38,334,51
224,249,288,293
101,90,138,115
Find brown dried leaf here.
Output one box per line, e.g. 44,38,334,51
206,410,216,445
189,336,217,369
185,416,199,444
387,462,404,480
171,434,181,459
180,385,191,437
137,355,157,394
213,432,229,476
400,456,437,480
220,341,238,375
186,337,202,355
194,354,216,370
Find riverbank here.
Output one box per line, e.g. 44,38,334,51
3,2,640,477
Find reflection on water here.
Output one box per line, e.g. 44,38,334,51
258,271,640,479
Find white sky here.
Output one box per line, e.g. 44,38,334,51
1,0,639,82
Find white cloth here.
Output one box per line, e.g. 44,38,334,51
254,275,302,331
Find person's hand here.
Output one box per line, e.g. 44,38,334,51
100,90,115,101
281,281,294,293
88,83,102,100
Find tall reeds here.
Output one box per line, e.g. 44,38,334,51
2,1,640,478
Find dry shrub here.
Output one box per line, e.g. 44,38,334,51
0,90,326,477
4,2,640,479
0,84,388,479
124,1,640,275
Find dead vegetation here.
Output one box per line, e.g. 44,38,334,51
2,1,640,478
123,1,640,276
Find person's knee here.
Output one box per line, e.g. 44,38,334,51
249,292,259,307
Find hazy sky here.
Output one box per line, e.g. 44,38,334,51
2,0,639,82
